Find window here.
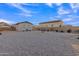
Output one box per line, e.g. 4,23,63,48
48,24,53,27
59,25,61,27
51,24,53,27
23,24,26,26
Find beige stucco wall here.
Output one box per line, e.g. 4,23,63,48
39,22,64,27
16,23,32,31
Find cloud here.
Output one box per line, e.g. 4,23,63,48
62,15,79,22
67,15,79,18
67,21,79,26
70,3,79,13
62,15,79,26
55,3,62,6
45,3,53,7
19,12,32,17
63,18,76,25
70,22,79,24
45,3,70,15
45,3,62,7
57,7,70,15
6,3,33,17
70,3,79,9
0,19,14,24
22,3,40,6
7,3,31,13
62,18,73,22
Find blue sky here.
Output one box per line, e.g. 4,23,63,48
0,3,79,26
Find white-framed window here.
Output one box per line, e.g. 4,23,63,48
51,24,53,27
48,24,52,27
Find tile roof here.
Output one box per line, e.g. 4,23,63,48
16,21,33,25
39,20,63,24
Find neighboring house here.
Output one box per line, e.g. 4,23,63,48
65,26,79,33
0,22,9,26
0,22,12,31
39,20,64,27
0,20,78,33
32,25,42,31
15,21,33,31
38,20,64,31
53,25,73,32
48,25,79,33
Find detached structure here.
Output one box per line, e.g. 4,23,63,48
0,22,16,31
34,20,64,31
39,20,64,27
63,25,79,33
15,21,33,31
32,20,79,33
0,20,78,33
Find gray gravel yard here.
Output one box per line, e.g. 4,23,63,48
0,31,79,56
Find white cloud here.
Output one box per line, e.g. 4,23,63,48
62,18,77,26
67,21,79,26
71,22,79,24
8,3,31,13
19,12,32,17
63,18,73,22
67,15,79,18
55,3,62,6
70,3,79,9
45,3,62,7
22,3,40,6
0,19,14,24
6,3,33,17
45,3,53,7
62,16,79,26
58,7,70,15
70,3,79,13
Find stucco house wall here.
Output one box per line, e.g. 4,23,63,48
39,20,64,28
15,22,33,31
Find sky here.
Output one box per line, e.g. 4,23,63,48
0,3,79,26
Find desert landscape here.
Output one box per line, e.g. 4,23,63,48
0,31,79,56
0,3,79,56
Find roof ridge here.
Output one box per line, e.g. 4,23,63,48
39,20,63,24
16,21,33,25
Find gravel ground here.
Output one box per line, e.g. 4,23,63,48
0,31,79,56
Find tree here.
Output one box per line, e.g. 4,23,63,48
10,26,16,31
67,29,72,33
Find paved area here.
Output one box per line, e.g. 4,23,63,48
0,31,79,56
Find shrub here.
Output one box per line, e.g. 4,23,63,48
67,29,72,33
